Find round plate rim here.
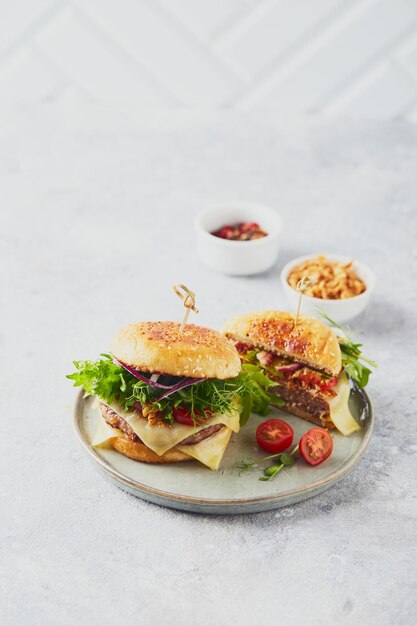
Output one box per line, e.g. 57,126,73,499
73,387,374,507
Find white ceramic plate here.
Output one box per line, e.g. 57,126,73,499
73,384,373,514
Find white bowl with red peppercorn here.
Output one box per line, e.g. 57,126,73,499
195,203,282,275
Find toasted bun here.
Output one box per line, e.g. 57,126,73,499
222,310,341,377
112,437,193,463
110,321,241,379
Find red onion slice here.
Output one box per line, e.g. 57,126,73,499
115,358,202,392
115,359,172,388
157,378,203,399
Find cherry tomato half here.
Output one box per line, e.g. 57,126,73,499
256,419,294,454
299,428,333,466
173,406,210,426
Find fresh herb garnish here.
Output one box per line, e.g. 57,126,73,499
319,311,377,388
67,355,277,425
239,444,299,481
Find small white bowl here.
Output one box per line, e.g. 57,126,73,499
280,254,375,324
195,202,282,275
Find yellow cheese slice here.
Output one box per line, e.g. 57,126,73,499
92,413,123,447
92,409,233,470
104,401,240,456
177,427,233,470
329,372,361,436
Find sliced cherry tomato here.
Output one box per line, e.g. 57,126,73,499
256,419,294,454
299,428,333,466
173,406,210,426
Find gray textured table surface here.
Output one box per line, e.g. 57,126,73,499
1,104,416,626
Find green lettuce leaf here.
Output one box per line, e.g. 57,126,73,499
67,355,277,425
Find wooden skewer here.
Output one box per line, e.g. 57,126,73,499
172,284,199,332
294,276,316,327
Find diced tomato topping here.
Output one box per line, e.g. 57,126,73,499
320,377,338,392
297,370,338,392
299,370,323,387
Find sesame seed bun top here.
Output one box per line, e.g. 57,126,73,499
221,310,341,377
110,321,241,379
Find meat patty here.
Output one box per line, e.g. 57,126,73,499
269,380,333,428
179,424,224,446
100,403,224,446
100,403,141,442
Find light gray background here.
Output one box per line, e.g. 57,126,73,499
1,104,416,625
2,1,417,122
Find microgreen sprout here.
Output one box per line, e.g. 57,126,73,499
239,445,299,481
238,452,282,472
260,445,299,481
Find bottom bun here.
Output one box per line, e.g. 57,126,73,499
112,437,193,464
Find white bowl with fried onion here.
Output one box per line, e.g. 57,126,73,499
280,254,375,324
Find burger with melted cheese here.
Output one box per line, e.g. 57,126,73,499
221,311,372,436
68,321,273,470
